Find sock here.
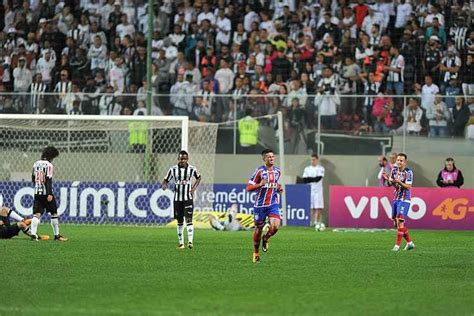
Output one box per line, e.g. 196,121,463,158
30,216,40,236
264,226,279,241
402,227,412,243
187,223,194,244
177,224,184,244
8,209,23,222
21,225,32,237
51,216,59,236
396,228,404,246
253,227,263,254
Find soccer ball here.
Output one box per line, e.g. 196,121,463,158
315,223,326,232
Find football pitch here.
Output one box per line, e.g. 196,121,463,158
1,226,473,316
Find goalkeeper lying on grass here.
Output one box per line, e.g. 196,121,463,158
0,205,34,239
208,204,253,231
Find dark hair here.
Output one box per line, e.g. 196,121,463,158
261,149,273,157
445,157,456,168
311,154,319,159
178,150,188,157
397,153,408,160
382,157,388,162
41,146,59,161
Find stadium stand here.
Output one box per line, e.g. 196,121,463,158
0,0,473,137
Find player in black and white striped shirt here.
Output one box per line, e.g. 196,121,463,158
162,150,201,249
31,146,67,241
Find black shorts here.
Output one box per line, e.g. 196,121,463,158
173,200,194,223
0,225,20,239
33,194,58,215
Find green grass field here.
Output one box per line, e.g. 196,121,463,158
1,226,473,316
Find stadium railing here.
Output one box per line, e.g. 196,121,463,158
0,92,473,158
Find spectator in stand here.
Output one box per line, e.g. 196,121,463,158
394,0,412,43
35,50,55,86
116,14,135,42
439,47,461,93
436,158,464,188
29,74,47,114
317,13,338,44
377,156,392,187
449,16,469,53
88,35,107,76
372,90,395,134
360,71,381,125
170,73,193,116
53,70,72,114
425,18,446,45
426,95,450,137
451,97,471,137
425,4,445,27
340,56,360,114
421,75,439,110
361,8,383,37
398,98,423,136
99,85,115,115
109,56,125,94
272,49,291,82
384,46,405,96
423,35,443,84
445,79,461,110
461,54,474,99
215,8,231,49
315,67,338,130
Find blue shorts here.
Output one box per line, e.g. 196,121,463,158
253,204,281,225
391,200,410,221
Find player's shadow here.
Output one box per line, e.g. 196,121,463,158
408,161,435,187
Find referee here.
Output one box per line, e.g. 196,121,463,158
162,150,201,249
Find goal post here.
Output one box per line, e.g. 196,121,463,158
0,114,218,225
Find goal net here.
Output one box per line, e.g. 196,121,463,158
0,114,218,225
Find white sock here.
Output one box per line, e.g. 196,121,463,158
187,224,194,244
8,209,23,222
30,216,40,236
177,224,184,244
51,216,59,236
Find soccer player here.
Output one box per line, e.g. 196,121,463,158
247,149,283,263
31,146,67,241
208,204,249,231
302,154,325,226
162,150,201,249
0,205,33,239
383,153,415,251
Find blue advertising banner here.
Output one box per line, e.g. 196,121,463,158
0,182,310,226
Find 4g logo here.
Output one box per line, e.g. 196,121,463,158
432,198,474,220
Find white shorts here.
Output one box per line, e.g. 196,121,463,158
311,192,324,209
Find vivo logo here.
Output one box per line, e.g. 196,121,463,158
343,196,426,220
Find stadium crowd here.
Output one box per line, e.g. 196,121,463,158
0,0,473,137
